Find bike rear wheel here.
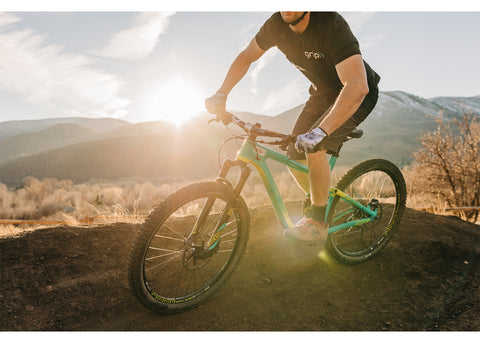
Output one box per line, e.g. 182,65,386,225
326,159,406,264
128,181,250,314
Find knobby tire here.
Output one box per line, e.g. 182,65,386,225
128,181,250,314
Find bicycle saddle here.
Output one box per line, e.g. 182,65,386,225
348,129,363,139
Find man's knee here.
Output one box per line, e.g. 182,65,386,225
306,149,327,162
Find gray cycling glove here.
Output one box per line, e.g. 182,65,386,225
295,127,328,153
205,91,227,114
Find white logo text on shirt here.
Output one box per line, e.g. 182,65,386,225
304,51,325,59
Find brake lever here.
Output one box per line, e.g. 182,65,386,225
208,116,231,126
278,135,297,151
208,118,218,125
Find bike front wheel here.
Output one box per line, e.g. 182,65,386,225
326,159,407,264
128,181,250,314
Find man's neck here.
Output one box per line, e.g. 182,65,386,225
289,12,310,34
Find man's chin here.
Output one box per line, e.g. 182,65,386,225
281,12,298,23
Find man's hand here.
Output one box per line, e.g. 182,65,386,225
205,91,227,114
295,127,328,153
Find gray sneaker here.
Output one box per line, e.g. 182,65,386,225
284,217,329,242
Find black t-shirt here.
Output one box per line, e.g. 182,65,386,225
255,12,380,99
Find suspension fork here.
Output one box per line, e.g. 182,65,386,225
191,158,251,238
217,158,251,198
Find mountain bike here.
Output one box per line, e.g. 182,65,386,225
128,110,407,314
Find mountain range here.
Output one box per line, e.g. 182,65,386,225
0,90,478,188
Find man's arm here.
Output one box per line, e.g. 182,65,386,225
217,38,266,95
317,54,369,135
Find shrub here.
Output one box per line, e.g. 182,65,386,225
407,113,480,222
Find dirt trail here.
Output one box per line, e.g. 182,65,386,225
1,204,480,331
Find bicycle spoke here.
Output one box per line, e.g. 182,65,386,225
174,267,188,299
219,238,236,244
373,174,388,200
220,227,237,237
161,223,185,239
145,254,180,272
146,251,181,261
148,246,181,253
224,220,236,227
154,234,184,242
358,230,368,251
333,227,361,238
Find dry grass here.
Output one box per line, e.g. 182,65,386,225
2,164,475,237
0,177,190,233
0,167,349,224
403,165,480,223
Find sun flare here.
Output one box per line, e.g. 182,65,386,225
147,79,204,126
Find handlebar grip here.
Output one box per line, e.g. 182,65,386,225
216,110,232,125
215,109,293,143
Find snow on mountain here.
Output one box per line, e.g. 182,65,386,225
374,91,442,118
429,95,480,115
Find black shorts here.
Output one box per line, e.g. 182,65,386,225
287,85,379,160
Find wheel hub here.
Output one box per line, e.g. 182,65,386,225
182,238,220,270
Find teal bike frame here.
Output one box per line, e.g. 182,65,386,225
231,138,378,234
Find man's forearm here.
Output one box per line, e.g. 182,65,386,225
318,80,368,135
218,52,252,95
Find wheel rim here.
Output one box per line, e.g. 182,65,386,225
142,195,240,304
330,169,400,257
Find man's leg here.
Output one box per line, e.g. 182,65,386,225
284,149,330,242
287,88,333,196
288,161,309,194
288,154,330,206
306,150,330,207
285,88,378,242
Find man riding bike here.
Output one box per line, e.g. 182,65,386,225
205,11,380,243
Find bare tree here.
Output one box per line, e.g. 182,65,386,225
408,113,480,223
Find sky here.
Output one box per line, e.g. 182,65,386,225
1,1,480,124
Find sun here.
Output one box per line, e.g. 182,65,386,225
147,78,204,126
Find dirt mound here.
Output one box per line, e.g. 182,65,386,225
1,204,480,331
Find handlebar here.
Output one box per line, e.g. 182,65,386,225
209,110,296,150
209,109,364,153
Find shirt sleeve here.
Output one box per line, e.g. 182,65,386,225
254,13,281,51
328,13,361,65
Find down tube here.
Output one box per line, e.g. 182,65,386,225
236,142,295,229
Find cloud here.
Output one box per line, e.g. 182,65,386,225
238,22,257,50
250,48,277,94
342,12,376,33
0,12,20,28
0,14,130,118
341,12,385,48
241,22,257,37
95,12,175,60
360,33,386,49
